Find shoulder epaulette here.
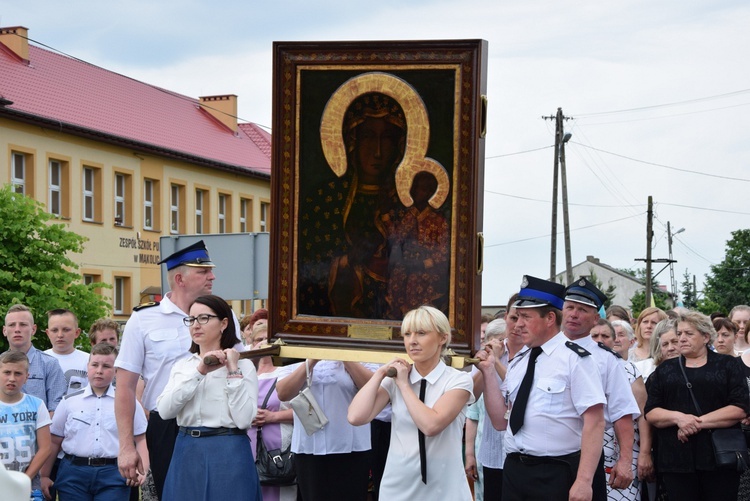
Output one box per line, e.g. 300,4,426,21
597,341,622,359
565,341,591,357
64,389,85,399
133,301,160,312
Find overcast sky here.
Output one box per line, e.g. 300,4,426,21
4,0,749,308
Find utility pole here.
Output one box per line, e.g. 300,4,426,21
560,131,573,285
549,111,560,280
644,196,654,307
544,107,573,283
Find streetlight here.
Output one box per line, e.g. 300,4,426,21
668,222,685,297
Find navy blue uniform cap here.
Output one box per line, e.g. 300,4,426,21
158,240,215,270
514,275,566,310
564,277,608,309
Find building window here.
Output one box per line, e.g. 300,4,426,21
83,274,97,286
115,174,126,226
170,184,184,234
48,160,62,216
82,167,96,222
144,179,154,230
239,198,250,232
11,152,32,195
218,194,226,233
195,189,204,234
113,276,131,315
260,201,270,232
218,193,231,233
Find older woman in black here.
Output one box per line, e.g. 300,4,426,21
645,311,749,501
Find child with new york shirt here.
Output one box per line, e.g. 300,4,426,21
0,351,52,494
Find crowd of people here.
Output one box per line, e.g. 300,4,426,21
3,239,750,501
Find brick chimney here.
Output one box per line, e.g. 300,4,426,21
0,26,30,62
199,94,238,132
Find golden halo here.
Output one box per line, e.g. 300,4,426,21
319,72,449,208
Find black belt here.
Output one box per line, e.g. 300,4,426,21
64,454,117,467
178,426,246,438
507,451,581,466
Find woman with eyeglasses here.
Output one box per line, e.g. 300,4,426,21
156,295,261,501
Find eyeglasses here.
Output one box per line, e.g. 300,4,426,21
183,314,219,327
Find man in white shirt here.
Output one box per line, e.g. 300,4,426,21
477,275,606,501
562,278,641,500
115,240,239,499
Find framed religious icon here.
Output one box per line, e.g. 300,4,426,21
269,40,488,357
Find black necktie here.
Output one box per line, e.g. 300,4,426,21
509,346,543,434
419,378,427,484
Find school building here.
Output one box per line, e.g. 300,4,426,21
0,25,272,322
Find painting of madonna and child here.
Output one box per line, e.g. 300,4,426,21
296,69,458,322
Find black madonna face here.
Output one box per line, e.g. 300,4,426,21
355,117,403,184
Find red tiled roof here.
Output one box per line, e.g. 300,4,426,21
0,40,270,177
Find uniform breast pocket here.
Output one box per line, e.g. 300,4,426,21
536,377,566,414
146,328,182,358
67,411,95,434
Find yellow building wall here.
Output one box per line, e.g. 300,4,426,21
1,117,271,322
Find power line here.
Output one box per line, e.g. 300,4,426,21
485,190,643,208
575,101,750,126
485,213,644,248
574,88,750,117
486,145,553,159
572,143,750,182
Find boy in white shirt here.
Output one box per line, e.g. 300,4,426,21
0,351,52,495
44,309,89,394
41,343,149,500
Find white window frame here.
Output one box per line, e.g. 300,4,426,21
143,179,154,230
239,198,248,233
170,184,180,234
195,190,204,234
115,174,126,226
218,194,227,233
49,160,62,216
260,202,269,232
82,167,95,222
12,152,26,194
114,277,125,315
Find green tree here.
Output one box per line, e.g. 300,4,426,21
587,269,616,309
0,185,110,352
680,269,698,310
627,268,668,318
703,229,750,313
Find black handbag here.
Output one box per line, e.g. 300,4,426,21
678,355,749,471
255,379,296,486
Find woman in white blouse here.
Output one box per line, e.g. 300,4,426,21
157,295,260,501
348,305,475,500
275,356,374,500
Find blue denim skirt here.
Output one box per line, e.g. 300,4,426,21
162,427,261,501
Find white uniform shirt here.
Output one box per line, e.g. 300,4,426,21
115,293,244,412
290,361,375,455
156,355,258,430
378,361,474,500
574,335,641,425
44,349,89,395
115,294,192,411
50,385,147,458
503,332,605,457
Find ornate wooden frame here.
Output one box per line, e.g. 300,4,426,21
269,40,487,356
